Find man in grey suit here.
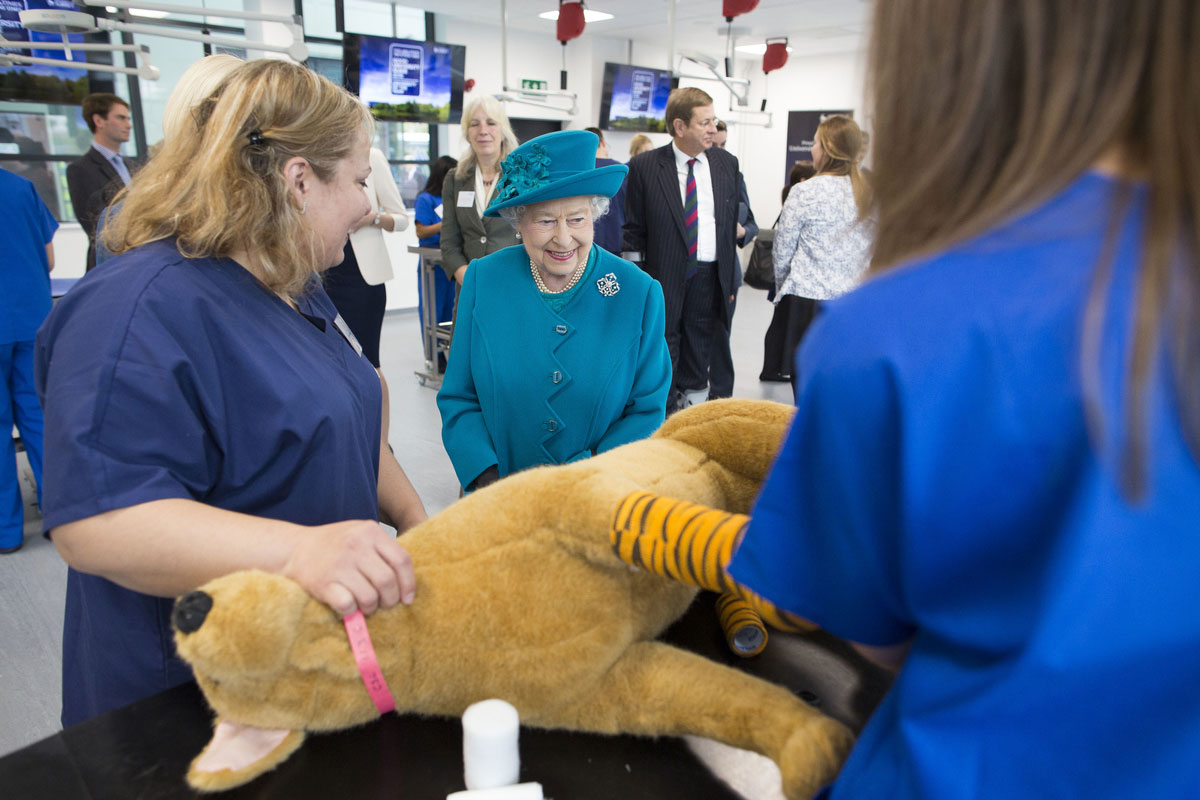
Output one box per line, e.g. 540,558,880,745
66,93,134,272
622,87,741,411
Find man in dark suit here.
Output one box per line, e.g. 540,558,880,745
708,119,758,399
67,93,134,271
622,88,741,412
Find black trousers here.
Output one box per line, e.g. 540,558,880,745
708,287,737,399
323,240,387,368
767,295,821,399
761,299,793,379
669,262,724,405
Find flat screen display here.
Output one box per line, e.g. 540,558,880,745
597,62,676,133
343,33,465,124
0,0,101,104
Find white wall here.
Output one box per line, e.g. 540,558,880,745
685,49,868,231
425,20,868,292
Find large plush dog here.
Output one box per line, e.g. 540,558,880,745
173,399,854,797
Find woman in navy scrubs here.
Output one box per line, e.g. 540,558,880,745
36,59,427,727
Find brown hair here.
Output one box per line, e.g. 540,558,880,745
102,59,371,297
867,0,1200,493
629,133,653,157
783,160,815,205
81,93,128,133
665,87,713,139
813,116,870,214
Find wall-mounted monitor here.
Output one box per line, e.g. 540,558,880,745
343,33,465,124
597,62,676,133
0,0,115,104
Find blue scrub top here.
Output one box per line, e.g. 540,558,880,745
0,168,57,343
729,172,1200,798
415,190,442,248
36,239,383,726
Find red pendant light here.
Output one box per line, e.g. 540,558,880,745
722,0,759,22
763,37,788,74
557,0,586,43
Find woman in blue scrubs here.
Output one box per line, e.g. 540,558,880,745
436,130,671,492
36,59,427,727
725,1,1200,797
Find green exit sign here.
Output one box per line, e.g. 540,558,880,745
521,79,548,90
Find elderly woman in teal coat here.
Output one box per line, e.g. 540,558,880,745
437,130,671,492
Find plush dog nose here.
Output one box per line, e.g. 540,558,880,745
173,591,213,634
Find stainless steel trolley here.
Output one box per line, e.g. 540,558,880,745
410,245,453,388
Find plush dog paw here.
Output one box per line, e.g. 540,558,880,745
778,715,855,800
187,719,307,792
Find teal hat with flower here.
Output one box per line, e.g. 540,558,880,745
484,129,629,217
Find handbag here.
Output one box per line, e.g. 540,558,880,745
743,228,776,291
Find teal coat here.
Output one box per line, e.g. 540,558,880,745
437,244,670,488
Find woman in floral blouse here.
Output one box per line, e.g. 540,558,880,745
773,115,874,398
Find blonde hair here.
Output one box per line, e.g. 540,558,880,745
813,116,871,215
160,54,243,143
455,95,518,179
103,59,371,297
867,0,1200,495
629,133,653,158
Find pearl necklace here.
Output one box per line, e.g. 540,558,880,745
530,256,586,294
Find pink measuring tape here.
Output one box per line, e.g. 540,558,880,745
342,610,396,715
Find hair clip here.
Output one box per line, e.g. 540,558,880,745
247,129,266,147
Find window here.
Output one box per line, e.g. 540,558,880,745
1,0,230,221
1,75,138,220
1,0,437,219
135,34,208,147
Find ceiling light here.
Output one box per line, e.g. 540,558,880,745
128,7,171,17
734,43,793,55
538,8,613,22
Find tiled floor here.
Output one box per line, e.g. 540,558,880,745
0,289,796,760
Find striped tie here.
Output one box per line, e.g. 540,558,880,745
685,157,698,279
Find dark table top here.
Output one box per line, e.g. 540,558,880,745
0,597,890,799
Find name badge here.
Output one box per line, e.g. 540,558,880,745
332,313,364,357
457,191,475,208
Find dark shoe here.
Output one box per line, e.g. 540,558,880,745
0,541,23,555
759,372,791,383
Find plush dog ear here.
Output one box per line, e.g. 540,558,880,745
186,718,306,792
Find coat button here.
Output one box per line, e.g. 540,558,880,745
552,370,562,384
480,235,487,244
546,420,558,432
555,324,568,334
